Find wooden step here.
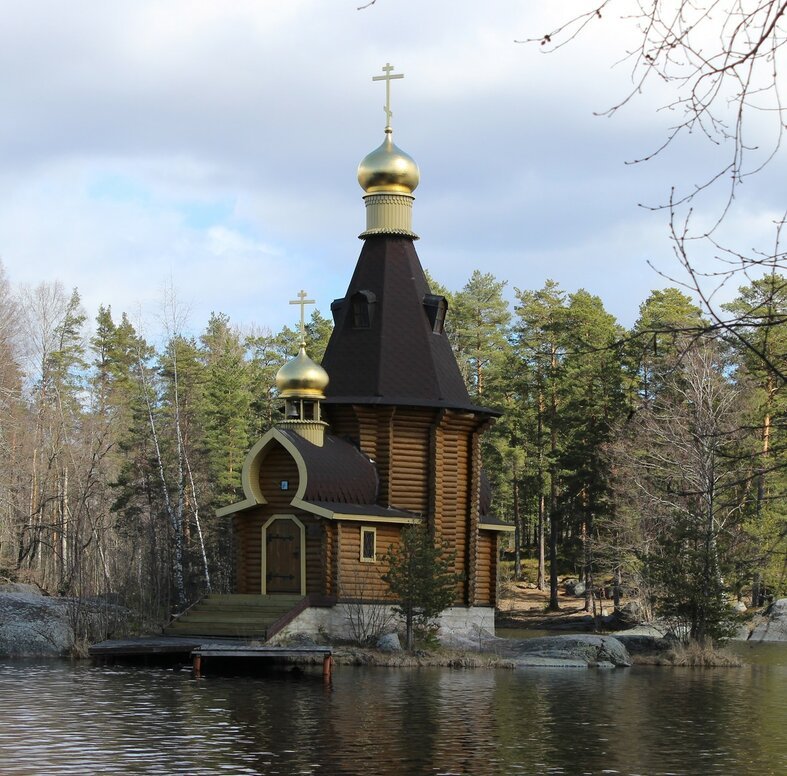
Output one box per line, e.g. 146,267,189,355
190,603,295,613
165,622,267,639
163,594,305,639
202,594,302,606
175,614,281,625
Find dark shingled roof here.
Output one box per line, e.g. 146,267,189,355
280,429,378,504
322,236,496,415
305,501,423,521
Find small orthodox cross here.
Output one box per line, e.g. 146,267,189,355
372,62,404,131
289,289,315,344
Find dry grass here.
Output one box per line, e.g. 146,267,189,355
331,647,514,669
632,640,742,667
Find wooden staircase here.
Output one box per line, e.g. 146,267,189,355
163,594,305,640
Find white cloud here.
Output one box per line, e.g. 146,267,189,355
0,0,783,342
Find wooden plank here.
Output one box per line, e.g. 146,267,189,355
193,646,332,658
89,637,202,656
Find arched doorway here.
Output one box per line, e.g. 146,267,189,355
261,515,305,595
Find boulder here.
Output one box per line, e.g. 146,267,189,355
0,592,73,657
730,623,752,641
0,591,128,657
498,634,631,667
612,623,668,638
0,582,45,596
376,632,402,652
749,598,787,642
618,601,644,625
281,632,318,647
563,579,586,597
612,634,672,655
439,624,499,651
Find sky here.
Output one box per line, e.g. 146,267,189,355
0,0,784,342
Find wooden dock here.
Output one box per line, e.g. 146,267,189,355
89,637,333,682
191,644,333,681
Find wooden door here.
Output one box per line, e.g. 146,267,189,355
264,517,302,594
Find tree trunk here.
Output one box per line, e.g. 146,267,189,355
537,494,545,590
536,392,546,591
548,507,559,611
405,607,414,652
513,466,521,580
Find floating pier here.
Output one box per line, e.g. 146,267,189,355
89,637,333,682
191,644,333,681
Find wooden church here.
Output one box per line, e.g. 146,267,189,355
177,66,512,643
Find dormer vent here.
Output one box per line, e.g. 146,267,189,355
351,290,377,329
423,294,447,335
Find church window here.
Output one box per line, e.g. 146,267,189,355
350,290,376,328
423,294,448,334
360,526,377,562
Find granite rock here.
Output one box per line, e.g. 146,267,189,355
498,634,631,668
749,598,787,642
0,592,73,657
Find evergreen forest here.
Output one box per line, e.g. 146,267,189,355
1,260,785,640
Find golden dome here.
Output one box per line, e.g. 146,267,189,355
358,131,420,194
275,344,329,399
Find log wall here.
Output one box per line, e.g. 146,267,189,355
336,523,401,601
258,445,300,506
326,403,501,607
474,531,498,606
389,409,432,513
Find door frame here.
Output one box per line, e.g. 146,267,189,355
261,514,306,596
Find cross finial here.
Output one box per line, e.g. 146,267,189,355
372,62,404,132
289,289,315,345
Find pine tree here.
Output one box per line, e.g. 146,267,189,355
450,271,511,400
512,280,567,606
724,274,787,601
558,290,626,611
628,288,705,404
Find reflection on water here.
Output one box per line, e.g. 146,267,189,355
1,649,786,775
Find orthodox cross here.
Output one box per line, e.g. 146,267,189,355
289,289,315,344
372,62,404,131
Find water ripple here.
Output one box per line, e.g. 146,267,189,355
0,656,786,775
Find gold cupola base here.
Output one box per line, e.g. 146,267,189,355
359,192,419,239
279,419,329,446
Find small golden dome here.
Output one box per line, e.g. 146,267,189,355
275,344,329,399
358,132,420,194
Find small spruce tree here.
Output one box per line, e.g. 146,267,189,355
382,525,459,651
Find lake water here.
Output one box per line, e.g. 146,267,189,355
1,644,786,775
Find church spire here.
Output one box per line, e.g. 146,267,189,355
357,63,420,239
322,68,488,415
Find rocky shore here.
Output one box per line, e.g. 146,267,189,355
0,584,75,657
0,583,125,658
2,580,785,664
